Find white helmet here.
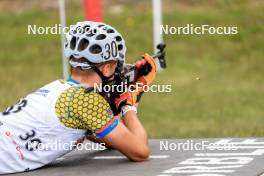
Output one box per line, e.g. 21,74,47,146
64,21,126,69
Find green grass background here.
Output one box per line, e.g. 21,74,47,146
0,0,263,138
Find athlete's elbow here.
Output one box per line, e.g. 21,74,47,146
129,145,150,162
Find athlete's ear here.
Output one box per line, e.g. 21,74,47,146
99,63,112,77
100,62,117,77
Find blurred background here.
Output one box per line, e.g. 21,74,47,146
0,0,263,138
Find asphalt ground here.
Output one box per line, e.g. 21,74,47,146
11,139,264,176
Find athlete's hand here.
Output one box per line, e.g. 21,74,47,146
115,91,138,111
136,53,157,87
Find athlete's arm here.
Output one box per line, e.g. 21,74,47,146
56,86,149,161
86,106,149,160
102,110,149,161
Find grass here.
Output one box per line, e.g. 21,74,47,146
0,0,263,138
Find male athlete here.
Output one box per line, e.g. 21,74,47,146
0,21,157,174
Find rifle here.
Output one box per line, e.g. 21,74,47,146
122,43,167,85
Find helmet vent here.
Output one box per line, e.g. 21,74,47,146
86,33,94,37
118,44,123,51
107,29,114,33
78,38,89,51
116,36,122,42
95,34,106,40
119,53,124,59
70,36,77,50
83,25,90,33
89,44,102,54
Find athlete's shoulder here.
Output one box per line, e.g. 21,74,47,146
55,86,117,137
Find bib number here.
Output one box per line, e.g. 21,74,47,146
2,98,27,116
19,130,42,151
104,41,118,60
